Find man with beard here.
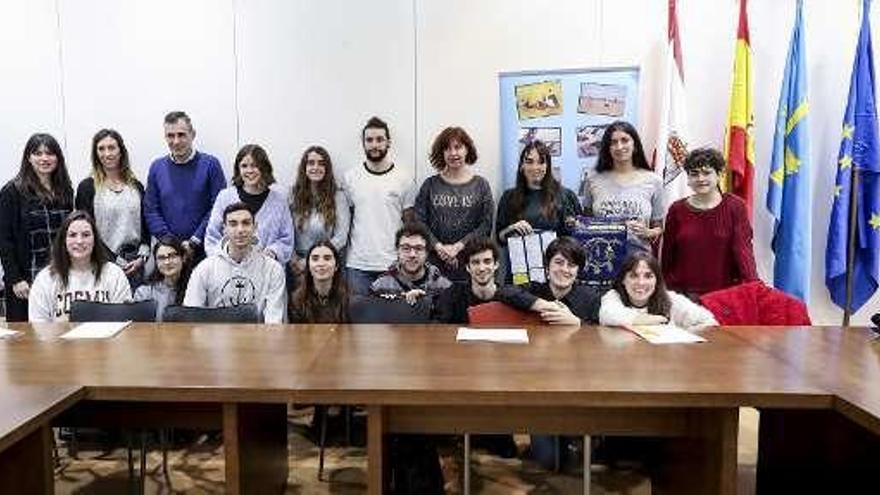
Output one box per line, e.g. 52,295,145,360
341,116,417,295
184,202,286,323
370,222,451,302
434,237,540,323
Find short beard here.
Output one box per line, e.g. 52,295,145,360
365,147,388,163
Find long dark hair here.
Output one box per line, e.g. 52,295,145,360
50,210,111,287
509,140,561,221
147,237,193,305
291,146,338,231
612,251,671,318
14,133,73,205
291,239,349,323
90,129,137,187
595,121,651,173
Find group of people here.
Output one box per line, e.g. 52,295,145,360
0,112,757,329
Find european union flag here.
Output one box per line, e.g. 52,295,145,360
767,0,810,301
826,0,880,312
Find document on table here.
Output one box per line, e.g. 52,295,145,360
0,327,21,339
456,327,529,344
59,321,132,340
625,324,707,344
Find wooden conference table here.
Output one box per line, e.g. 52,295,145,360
0,322,877,494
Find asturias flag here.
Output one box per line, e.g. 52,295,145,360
767,0,811,302
825,0,880,312
724,0,755,220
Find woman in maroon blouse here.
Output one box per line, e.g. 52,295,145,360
660,147,758,298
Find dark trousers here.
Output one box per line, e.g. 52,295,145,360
5,289,28,322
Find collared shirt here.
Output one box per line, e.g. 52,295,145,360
169,148,197,164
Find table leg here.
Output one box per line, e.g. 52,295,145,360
223,403,288,494
367,405,387,495
0,424,53,494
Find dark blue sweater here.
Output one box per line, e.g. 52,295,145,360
144,151,226,242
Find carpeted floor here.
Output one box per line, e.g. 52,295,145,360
54,407,759,494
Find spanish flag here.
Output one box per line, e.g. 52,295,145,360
724,0,755,220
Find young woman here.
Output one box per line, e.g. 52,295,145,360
289,146,350,274
415,127,493,280
289,239,349,323
581,121,666,253
133,237,193,321
661,147,757,298
75,129,150,285
496,140,581,241
204,144,294,262
28,210,131,322
600,251,718,331
0,134,74,321
525,236,602,325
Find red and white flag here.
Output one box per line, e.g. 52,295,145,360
654,0,691,202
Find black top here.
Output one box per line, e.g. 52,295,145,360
526,282,602,324
495,187,582,244
433,281,538,323
237,185,269,215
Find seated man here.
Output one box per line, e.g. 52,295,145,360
435,237,538,323
370,222,451,303
526,236,602,325
184,202,286,323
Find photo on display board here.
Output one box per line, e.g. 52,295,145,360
515,80,564,120
518,127,562,157
576,124,608,158
578,82,627,117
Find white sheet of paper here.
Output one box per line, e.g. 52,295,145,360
59,321,132,340
626,324,707,344
508,237,528,273
523,234,544,281
0,328,21,339
456,327,529,344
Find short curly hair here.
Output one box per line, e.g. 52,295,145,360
429,127,478,170
683,147,726,174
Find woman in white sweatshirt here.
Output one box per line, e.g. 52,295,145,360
29,210,131,322
599,251,717,331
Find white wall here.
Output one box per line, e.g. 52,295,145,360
0,0,876,324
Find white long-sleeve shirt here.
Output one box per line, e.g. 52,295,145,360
599,288,718,331
28,263,131,322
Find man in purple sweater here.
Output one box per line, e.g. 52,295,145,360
144,111,226,260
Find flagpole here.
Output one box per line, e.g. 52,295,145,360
843,165,859,327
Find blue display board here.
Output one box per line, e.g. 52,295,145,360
499,67,640,196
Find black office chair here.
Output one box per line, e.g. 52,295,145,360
348,295,433,323
161,304,262,323
69,300,158,323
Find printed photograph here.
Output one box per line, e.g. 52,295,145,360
519,127,562,157
576,124,608,158
578,83,626,117
515,80,564,120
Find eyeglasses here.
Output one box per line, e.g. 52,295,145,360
398,244,426,254
156,253,181,262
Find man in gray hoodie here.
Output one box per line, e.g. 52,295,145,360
184,202,286,323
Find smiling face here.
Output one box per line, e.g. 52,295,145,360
623,260,657,308
155,244,183,281
686,166,720,196
466,249,498,287
224,209,256,251
29,144,58,179
164,119,195,161
547,253,579,293
609,130,635,167
520,148,547,188
95,136,121,172
363,127,389,163
305,151,327,183
65,219,95,264
237,154,263,190
397,234,427,278
308,245,337,284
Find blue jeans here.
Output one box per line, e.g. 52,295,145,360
346,268,384,296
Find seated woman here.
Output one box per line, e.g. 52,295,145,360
28,210,131,322
289,239,348,323
661,147,757,298
600,251,718,331
133,237,193,321
525,236,602,325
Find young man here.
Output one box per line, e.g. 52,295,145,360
434,237,538,323
184,202,286,323
341,116,417,295
144,111,226,259
526,236,602,325
370,222,451,303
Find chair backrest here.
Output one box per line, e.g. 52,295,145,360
349,295,432,324
161,304,263,323
467,301,543,326
69,300,158,323
699,281,811,326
